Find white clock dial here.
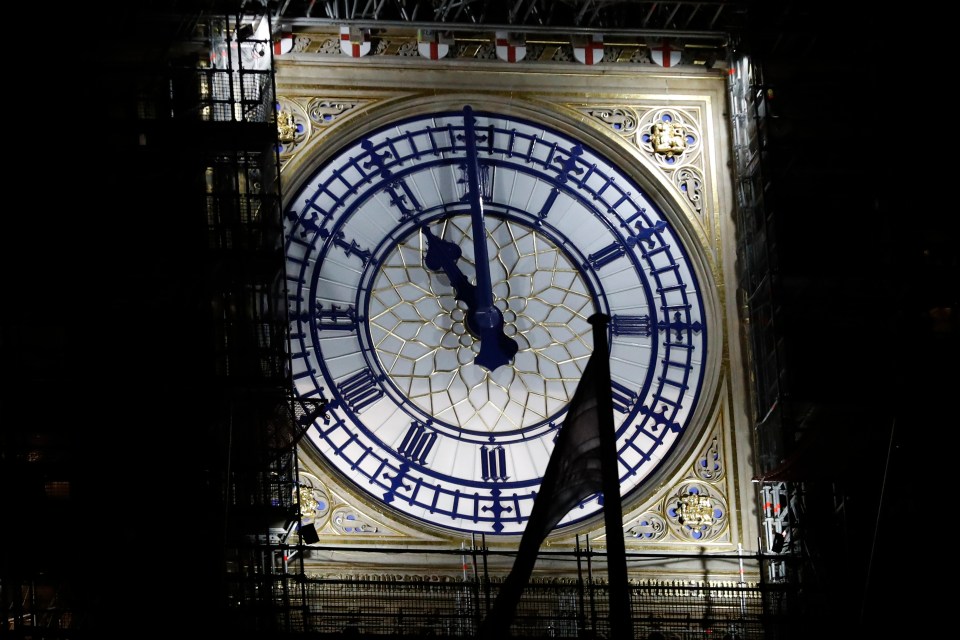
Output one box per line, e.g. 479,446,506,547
285,106,709,534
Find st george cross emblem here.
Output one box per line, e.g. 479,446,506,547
340,25,371,58
573,34,604,65
495,31,526,63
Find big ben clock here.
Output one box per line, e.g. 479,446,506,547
284,102,711,536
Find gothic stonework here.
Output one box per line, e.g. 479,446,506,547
315,36,341,55
626,512,668,541
296,481,331,522
282,30,725,70
696,434,724,482
274,97,363,168
544,44,572,62
306,98,361,127
474,42,498,60
665,482,728,542
638,108,702,170
276,97,310,158
331,505,380,535
577,105,706,220
585,107,639,136
296,473,331,521
651,120,686,157
395,39,419,57
297,473,382,537
675,166,704,214
292,34,311,53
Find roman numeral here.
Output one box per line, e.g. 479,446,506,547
480,445,509,482
458,163,492,201
611,314,651,337
397,421,437,464
611,379,639,414
586,240,626,270
308,303,358,332
337,368,383,413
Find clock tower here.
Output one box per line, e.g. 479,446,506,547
274,21,751,584
14,3,938,638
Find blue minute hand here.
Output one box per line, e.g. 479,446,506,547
461,106,519,370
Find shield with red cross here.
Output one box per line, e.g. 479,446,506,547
417,29,451,60
573,34,604,65
649,38,683,67
340,25,371,58
274,32,293,56
495,31,526,63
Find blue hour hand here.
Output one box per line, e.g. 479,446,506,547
422,225,477,310
422,224,518,370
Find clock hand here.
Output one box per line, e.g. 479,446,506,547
422,225,518,368
422,225,478,309
462,106,519,370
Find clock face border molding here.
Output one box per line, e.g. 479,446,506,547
283,95,722,538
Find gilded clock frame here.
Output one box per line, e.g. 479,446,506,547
274,36,754,583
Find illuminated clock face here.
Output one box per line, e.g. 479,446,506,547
284,106,709,535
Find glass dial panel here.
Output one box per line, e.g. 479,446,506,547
284,107,709,534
